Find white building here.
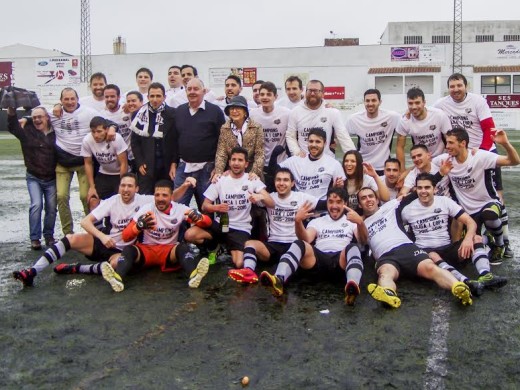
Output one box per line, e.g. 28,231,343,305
1,21,519,129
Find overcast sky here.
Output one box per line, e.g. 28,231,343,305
1,0,519,55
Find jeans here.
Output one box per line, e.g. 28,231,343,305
26,172,57,240
174,161,214,209
56,163,89,235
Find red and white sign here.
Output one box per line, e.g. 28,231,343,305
324,86,345,100
0,62,13,88
486,95,520,109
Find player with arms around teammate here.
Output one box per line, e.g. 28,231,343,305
434,127,520,263
12,173,151,286
227,167,318,284
100,179,213,292
358,187,473,308
261,187,367,306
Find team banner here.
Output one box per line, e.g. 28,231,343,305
35,57,80,107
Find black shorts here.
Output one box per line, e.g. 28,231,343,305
423,240,471,264
377,243,430,278
312,248,342,274
85,237,121,262
264,241,291,263
491,166,503,191
94,173,120,200
470,201,502,232
209,222,250,251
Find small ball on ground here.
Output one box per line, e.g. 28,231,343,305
241,376,249,387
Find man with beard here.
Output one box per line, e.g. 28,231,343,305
401,173,507,296
130,82,175,194
260,187,367,306
396,87,452,170
79,72,107,112
280,128,345,209
286,79,355,157
227,168,318,284
185,147,273,268
433,127,520,264
101,84,138,172
380,158,401,203
357,187,473,308
100,179,212,292
12,173,152,286
346,89,400,175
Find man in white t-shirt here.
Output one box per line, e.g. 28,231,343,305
101,84,136,169
251,80,264,106
401,173,507,296
286,79,355,157
214,74,257,113
79,72,107,112
100,179,213,292
185,147,274,268
81,116,128,200
166,64,217,108
280,128,345,208
52,87,106,235
260,187,367,306
379,158,401,203
396,87,452,170
346,88,400,175
276,76,304,110
434,72,511,257
433,127,520,263
13,174,149,286
358,187,473,308
165,65,184,100
249,81,291,191
399,144,449,197
227,168,318,284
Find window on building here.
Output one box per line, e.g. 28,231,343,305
476,35,494,43
481,75,511,94
504,35,520,42
375,76,403,94
404,36,422,44
513,75,520,93
404,76,434,94
432,35,450,44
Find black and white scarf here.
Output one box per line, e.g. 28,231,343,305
230,118,249,146
130,102,166,138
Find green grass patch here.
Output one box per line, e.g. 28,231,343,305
0,135,22,160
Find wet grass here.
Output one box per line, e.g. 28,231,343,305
1,132,520,388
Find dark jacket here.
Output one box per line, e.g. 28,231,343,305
166,101,225,164
7,114,56,181
131,105,176,172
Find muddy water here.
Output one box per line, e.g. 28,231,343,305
1,158,519,389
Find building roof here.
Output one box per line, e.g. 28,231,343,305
473,65,520,73
0,43,70,59
368,66,441,74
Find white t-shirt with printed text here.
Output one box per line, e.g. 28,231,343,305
346,108,400,170
267,191,318,243
308,214,357,253
396,106,451,158
432,151,499,215
250,106,290,164
80,133,128,175
401,196,464,249
280,154,345,200
203,173,266,234
90,193,154,249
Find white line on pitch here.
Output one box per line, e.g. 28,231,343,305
423,297,450,390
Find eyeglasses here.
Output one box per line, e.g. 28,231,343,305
31,115,45,119
307,89,323,94
229,107,244,111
